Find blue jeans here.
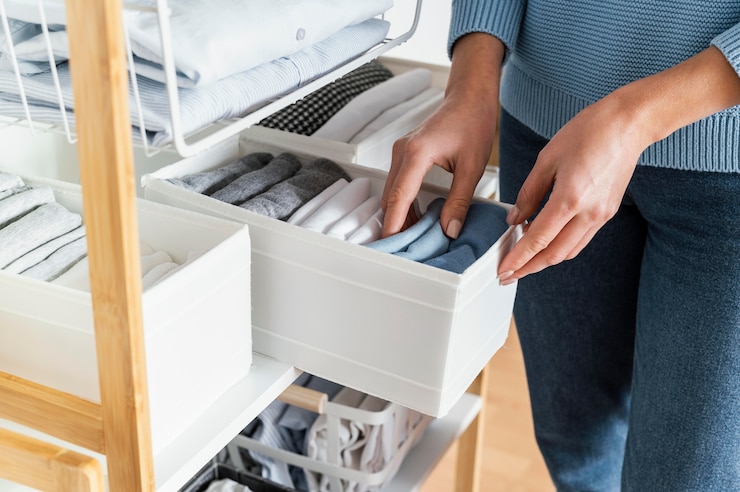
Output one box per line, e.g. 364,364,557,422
498,109,740,492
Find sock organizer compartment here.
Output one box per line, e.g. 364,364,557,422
226,384,433,492
142,134,522,418
0,174,253,454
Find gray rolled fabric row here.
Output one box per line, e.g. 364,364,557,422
210,152,302,205
167,152,273,195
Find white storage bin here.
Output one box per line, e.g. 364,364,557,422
239,57,498,199
141,136,521,417
227,385,434,492
0,176,253,454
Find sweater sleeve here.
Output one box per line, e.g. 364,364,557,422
447,0,526,59
711,22,740,77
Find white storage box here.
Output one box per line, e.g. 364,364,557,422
239,57,499,198
142,137,520,417
0,177,253,454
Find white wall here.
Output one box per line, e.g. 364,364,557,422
385,0,452,67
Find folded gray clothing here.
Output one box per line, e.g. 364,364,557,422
168,152,273,195
20,236,87,282
210,152,302,205
239,158,351,220
0,18,391,147
3,225,86,274
0,185,55,229
0,172,24,193
0,185,32,201
0,202,82,269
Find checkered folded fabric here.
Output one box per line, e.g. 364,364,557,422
257,59,394,136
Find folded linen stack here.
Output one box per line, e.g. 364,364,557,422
0,0,395,145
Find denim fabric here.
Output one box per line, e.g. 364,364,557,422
498,109,740,492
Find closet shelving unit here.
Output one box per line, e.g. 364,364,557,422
0,0,492,491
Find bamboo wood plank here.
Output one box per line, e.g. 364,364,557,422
64,0,154,490
0,428,104,492
454,363,488,492
0,372,104,454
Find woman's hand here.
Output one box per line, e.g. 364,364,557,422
381,33,505,239
497,46,740,285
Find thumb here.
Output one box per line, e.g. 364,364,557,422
506,161,554,225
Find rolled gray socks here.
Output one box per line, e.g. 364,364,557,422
210,153,302,204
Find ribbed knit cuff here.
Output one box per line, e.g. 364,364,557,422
447,0,525,59
711,22,740,76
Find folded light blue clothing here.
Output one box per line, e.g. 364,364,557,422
0,18,391,147
210,153,301,205
167,152,273,195
365,197,445,254
424,202,509,274
394,221,450,262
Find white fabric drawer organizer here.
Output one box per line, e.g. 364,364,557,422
0,175,253,455
142,136,522,418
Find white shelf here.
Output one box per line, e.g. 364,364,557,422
0,354,301,492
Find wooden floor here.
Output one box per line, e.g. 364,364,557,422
420,322,555,492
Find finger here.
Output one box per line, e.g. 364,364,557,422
381,140,433,238
506,156,556,225
497,198,577,275
439,162,483,239
498,213,591,281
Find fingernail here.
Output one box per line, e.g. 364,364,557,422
498,270,514,281
506,205,520,225
499,276,517,286
446,219,462,239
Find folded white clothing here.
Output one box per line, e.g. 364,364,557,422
204,478,254,492
325,195,382,241
298,177,371,234
0,172,24,193
287,178,348,225
0,202,82,269
345,208,384,245
141,261,179,290
348,87,443,144
312,68,433,143
0,18,391,146
140,249,173,277
0,185,55,229
3,225,86,274
1,0,393,87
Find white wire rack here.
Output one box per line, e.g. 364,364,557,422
0,0,422,158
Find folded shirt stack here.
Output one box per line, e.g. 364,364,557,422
0,0,395,146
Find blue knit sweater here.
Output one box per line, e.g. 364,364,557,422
448,0,740,173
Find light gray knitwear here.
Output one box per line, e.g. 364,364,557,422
239,158,351,220
0,202,82,269
0,185,32,201
21,236,87,281
4,225,86,274
210,152,301,205
168,152,273,195
0,186,55,229
0,173,24,193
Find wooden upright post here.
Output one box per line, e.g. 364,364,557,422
64,0,154,490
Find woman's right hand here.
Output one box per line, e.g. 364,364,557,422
381,33,506,239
